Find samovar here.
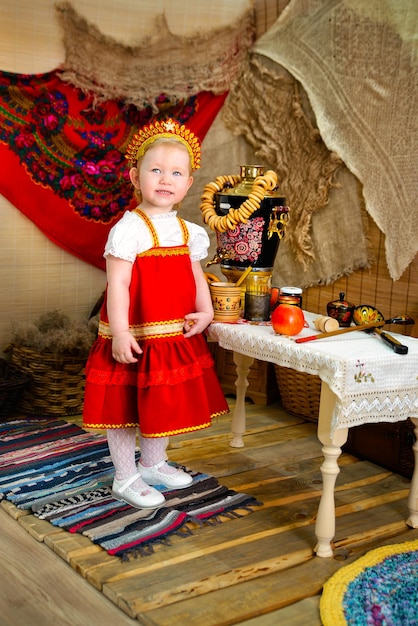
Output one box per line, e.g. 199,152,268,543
200,165,289,283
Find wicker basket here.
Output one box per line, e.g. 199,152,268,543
0,358,31,420
274,365,321,422
9,346,87,416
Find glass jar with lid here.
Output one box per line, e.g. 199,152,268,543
278,286,303,308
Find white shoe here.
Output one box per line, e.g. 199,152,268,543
138,460,193,489
111,473,165,509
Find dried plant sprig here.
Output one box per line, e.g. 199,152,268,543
10,309,97,358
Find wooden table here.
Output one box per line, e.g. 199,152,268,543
208,313,418,557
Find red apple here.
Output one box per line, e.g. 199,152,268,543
271,304,305,336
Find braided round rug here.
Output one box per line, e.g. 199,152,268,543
320,539,418,626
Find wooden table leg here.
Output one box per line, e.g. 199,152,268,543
314,381,348,558
407,417,418,528
229,352,254,448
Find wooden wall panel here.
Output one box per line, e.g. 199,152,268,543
304,217,418,338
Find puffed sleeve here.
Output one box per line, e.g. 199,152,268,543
187,221,211,262
104,211,151,261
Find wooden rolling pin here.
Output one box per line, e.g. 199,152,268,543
295,321,386,343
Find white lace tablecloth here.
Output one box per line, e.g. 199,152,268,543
208,312,418,433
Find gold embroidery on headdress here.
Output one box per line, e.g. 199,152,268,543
126,118,201,170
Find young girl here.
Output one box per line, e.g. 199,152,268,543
83,119,229,509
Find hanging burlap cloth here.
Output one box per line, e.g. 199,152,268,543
251,0,418,281
221,53,371,287
55,1,255,110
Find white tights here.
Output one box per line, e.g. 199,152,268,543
139,434,174,472
106,429,176,488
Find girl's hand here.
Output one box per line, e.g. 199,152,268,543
183,311,213,337
112,331,142,363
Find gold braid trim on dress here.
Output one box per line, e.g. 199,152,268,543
99,319,184,340
199,170,278,233
139,247,190,258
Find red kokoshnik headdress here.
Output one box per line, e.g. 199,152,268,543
125,118,201,170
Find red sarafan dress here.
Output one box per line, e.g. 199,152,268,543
83,208,229,437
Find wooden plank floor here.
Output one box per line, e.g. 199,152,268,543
1,399,418,625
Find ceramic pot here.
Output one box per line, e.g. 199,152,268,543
209,282,242,322
326,292,355,327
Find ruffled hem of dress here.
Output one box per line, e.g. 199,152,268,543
85,336,215,388
86,357,213,387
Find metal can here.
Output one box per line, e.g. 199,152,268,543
278,286,303,308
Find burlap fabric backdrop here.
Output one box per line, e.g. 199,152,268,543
251,0,418,281
56,1,255,109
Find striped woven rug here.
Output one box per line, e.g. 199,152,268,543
0,418,261,560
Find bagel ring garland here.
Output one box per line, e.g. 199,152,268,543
199,170,279,233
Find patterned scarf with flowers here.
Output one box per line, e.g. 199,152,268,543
0,69,226,269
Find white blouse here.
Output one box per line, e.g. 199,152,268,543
104,210,210,263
